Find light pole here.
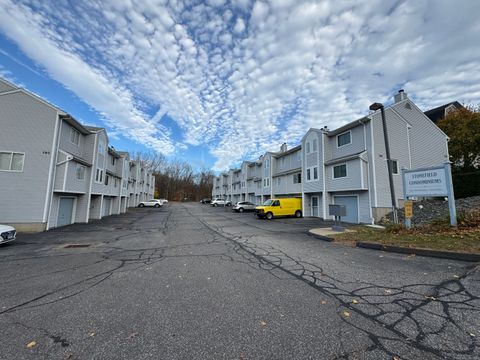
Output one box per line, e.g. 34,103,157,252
369,102,398,224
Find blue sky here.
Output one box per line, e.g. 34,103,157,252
0,0,479,171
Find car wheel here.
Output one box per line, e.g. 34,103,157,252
154,204,160,208
266,212,273,220
239,208,244,213
139,203,145,207
295,210,302,218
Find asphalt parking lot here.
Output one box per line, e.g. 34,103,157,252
0,202,478,359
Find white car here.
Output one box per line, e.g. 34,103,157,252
211,198,232,207
138,199,163,208
0,224,16,245
159,199,168,204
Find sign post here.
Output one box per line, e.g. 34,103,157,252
404,200,413,229
402,163,457,227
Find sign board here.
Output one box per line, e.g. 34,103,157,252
402,163,456,227
404,200,413,219
403,167,448,197
329,204,346,217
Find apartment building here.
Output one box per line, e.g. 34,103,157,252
213,90,449,224
0,78,155,231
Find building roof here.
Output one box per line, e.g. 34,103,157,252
59,114,91,135
271,144,301,157
424,101,463,123
84,125,104,132
327,117,369,137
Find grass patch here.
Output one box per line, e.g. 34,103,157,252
331,225,480,253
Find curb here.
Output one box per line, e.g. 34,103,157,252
356,242,480,262
307,231,334,242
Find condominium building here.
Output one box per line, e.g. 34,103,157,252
0,78,154,232
213,90,449,224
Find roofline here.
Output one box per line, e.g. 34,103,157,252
59,114,91,135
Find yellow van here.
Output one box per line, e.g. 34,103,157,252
255,198,302,220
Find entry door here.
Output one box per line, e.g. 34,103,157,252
58,197,74,227
334,196,359,223
311,196,319,217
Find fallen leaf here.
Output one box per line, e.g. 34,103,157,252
393,356,402,360
26,341,37,349
342,311,350,318
88,332,96,337
425,296,437,301
470,333,476,337
384,289,392,294
127,332,139,339
259,320,267,327
453,275,460,279
352,299,359,304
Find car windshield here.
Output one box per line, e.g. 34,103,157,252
263,200,274,206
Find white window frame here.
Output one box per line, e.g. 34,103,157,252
0,151,25,172
312,138,317,152
306,142,311,154
70,128,80,146
75,164,85,181
95,167,104,183
306,166,318,182
98,139,106,155
337,131,352,148
333,163,348,179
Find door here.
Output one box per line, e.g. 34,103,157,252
58,197,75,227
334,196,359,224
311,196,319,217
103,198,111,217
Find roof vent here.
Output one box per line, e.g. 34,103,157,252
394,89,408,103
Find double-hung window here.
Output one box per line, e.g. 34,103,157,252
306,166,318,182
333,164,347,178
76,164,85,180
391,160,399,174
337,131,351,147
312,139,317,152
293,173,301,184
70,128,80,146
0,151,25,172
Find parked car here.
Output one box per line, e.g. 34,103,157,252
0,224,16,245
200,198,211,204
211,198,232,207
233,201,256,213
138,199,163,208
159,199,168,204
255,198,302,220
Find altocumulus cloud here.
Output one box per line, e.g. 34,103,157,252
0,0,479,170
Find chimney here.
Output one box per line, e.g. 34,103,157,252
280,143,288,152
394,89,408,103
322,126,329,132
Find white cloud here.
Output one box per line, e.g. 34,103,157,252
0,0,479,171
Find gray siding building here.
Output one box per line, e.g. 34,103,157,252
213,90,449,224
0,78,155,232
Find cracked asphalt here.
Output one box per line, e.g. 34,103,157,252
0,202,478,360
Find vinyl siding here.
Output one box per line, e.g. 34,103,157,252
0,79,17,93
63,161,89,193
327,125,366,160
0,91,56,223
326,158,366,191
302,131,323,193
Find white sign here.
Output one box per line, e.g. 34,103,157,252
404,167,448,197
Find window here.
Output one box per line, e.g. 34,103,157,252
337,131,351,147
277,178,281,186
0,151,25,171
105,175,109,185
293,173,301,184
306,142,310,154
333,164,347,178
265,159,270,169
76,164,85,180
272,200,280,206
312,139,317,152
263,178,270,187
95,168,104,183
98,139,105,155
391,160,399,174
70,128,80,146
306,166,318,182
111,156,115,166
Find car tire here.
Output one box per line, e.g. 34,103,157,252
239,208,244,213
295,210,302,218
154,204,160,208
139,203,145,207
266,212,273,220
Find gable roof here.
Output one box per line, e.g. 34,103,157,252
424,101,463,123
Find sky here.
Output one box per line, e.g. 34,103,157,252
0,0,479,171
